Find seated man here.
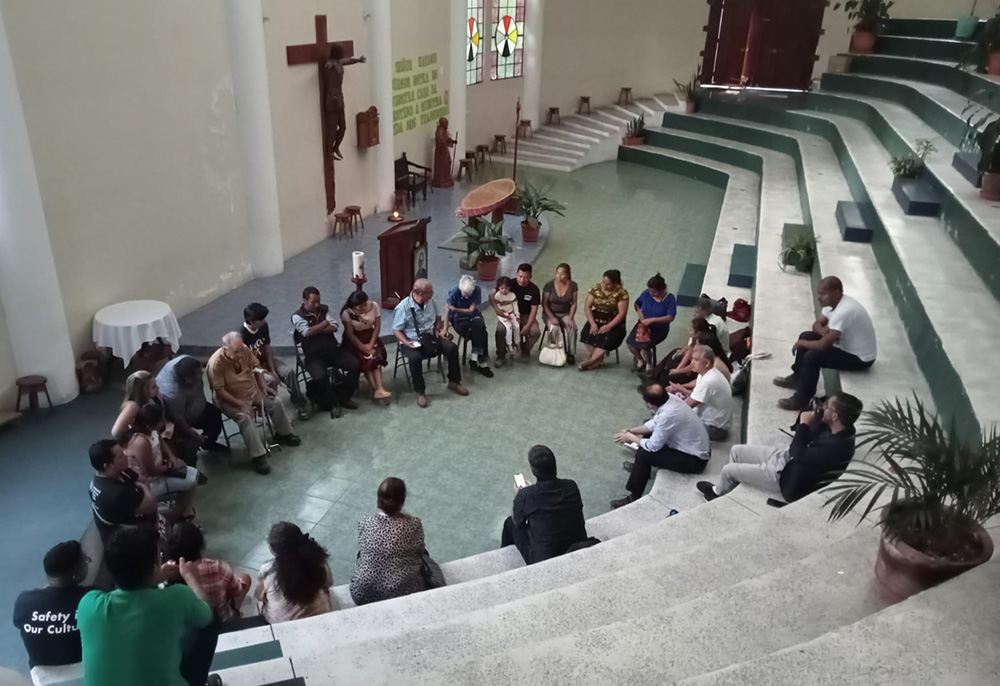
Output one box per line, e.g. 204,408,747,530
89,438,157,544
12,541,95,670
610,382,711,509
156,355,228,462
243,302,308,419
698,392,862,503
207,332,301,475
393,278,469,408
693,296,730,357
77,526,214,686
446,275,494,378
496,263,542,359
775,276,876,411
501,445,588,564
292,286,361,418
669,345,732,440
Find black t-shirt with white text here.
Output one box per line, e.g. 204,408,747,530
241,322,271,360
12,586,93,667
512,282,541,317
90,470,150,540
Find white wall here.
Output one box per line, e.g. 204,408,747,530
0,297,16,410
467,77,524,153
892,0,974,19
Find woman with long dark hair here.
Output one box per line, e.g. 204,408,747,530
340,290,391,404
578,269,629,371
255,522,334,623
626,273,677,372
124,403,200,520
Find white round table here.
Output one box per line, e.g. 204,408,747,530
93,300,182,362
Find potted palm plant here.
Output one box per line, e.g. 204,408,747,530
673,68,701,114
977,117,1000,199
622,114,646,147
515,182,567,243
824,396,998,602
459,218,512,281
779,234,817,273
833,0,894,54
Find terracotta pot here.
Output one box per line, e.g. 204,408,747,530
476,255,500,281
989,52,1000,76
874,522,994,602
982,172,1000,201
521,220,541,243
621,136,644,147
685,100,697,114
850,30,877,54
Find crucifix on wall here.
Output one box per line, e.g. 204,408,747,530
286,15,365,215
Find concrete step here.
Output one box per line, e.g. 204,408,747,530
529,130,593,151
654,92,682,110
514,138,587,158
561,116,615,137
876,34,975,63
490,154,575,173
848,54,1000,114
595,108,631,126
613,103,647,118
635,98,665,116
534,126,602,145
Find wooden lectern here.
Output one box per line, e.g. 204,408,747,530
378,216,431,309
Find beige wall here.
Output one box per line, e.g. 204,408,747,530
467,77,524,151
0,297,16,410
2,0,251,355
892,0,972,19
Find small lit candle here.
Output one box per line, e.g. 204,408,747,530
393,211,399,219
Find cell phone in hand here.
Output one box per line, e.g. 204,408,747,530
514,473,527,489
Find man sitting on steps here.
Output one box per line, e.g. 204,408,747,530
775,276,876,411
697,392,862,504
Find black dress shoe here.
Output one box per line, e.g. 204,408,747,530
477,365,494,378
610,494,637,509
202,441,231,454
275,433,301,447
622,460,633,473
339,398,360,410
697,481,719,501
252,456,271,475
330,405,344,419
567,354,575,365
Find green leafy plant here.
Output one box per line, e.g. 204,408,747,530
779,234,818,273
459,218,513,265
673,67,702,103
823,396,1000,561
625,114,646,139
833,0,894,33
516,182,567,229
887,138,937,177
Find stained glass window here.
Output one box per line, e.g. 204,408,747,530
466,0,484,85
492,0,524,80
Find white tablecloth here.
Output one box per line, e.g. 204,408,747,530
93,300,182,362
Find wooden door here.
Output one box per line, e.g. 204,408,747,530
701,0,755,87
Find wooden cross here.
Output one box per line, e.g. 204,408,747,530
286,15,354,215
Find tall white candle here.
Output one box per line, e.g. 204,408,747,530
352,251,365,279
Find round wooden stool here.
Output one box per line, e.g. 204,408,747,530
332,212,352,238
578,96,592,115
547,107,561,125
16,375,52,412
491,134,507,154
475,144,492,164
464,150,478,170
394,190,411,213
518,119,533,138
344,205,364,233
456,158,475,182
618,87,633,105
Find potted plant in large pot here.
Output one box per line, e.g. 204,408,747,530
977,116,1000,200
888,138,941,215
622,114,646,147
459,218,513,281
823,396,998,602
516,182,567,243
833,0,894,54
673,68,701,113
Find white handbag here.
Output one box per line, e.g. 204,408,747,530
538,324,567,367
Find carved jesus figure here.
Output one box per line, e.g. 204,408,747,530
323,44,366,160
432,117,457,189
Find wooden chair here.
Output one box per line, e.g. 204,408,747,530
394,153,431,207
393,343,446,393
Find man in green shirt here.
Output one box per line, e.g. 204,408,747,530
77,525,214,686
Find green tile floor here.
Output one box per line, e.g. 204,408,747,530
193,160,726,585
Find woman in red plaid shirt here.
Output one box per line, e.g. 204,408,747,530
166,523,251,621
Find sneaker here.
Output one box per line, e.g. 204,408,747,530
447,381,470,396
416,394,430,408
252,456,271,475
275,433,301,447
610,494,637,509
202,441,231,454
477,365,495,378
696,481,719,502
339,398,360,410
777,395,810,411
772,374,797,390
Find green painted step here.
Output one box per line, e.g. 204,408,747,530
883,18,965,39
835,201,871,243
876,35,975,62
677,263,707,307
849,55,1000,112
728,244,756,289
210,639,283,672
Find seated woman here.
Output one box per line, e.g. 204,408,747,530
541,263,579,365
626,273,677,373
669,331,734,394
255,522,334,624
166,522,251,622
340,291,391,404
578,269,629,372
650,318,724,385
350,477,434,606
111,371,166,441
124,404,200,520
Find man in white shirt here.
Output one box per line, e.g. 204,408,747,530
672,345,731,440
610,382,711,508
694,297,730,356
774,276,876,411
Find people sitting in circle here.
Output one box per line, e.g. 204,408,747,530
351,477,441,606
392,278,469,408
255,522,334,624
88,439,157,543
445,275,494,377
207,332,301,475
774,276,876,411
340,290,393,403
649,317,728,385
698,393,862,503
292,286,362,418
579,269,629,371
13,541,94,670
501,445,588,564
509,263,542,359
626,272,677,373
243,302,309,419
693,296,730,357
541,262,579,365
77,525,214,686
156,355,229,461
125,404,201,520
490,276,520,367
668,345,732,441
610,382,711,509
110,370,165,442
166,522,251,622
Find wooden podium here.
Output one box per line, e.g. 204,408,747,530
378,216,431,309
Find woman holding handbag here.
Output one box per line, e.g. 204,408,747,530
541,263,579,364
626,273,677,373
340,291,392,404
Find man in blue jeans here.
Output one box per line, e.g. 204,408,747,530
775,276,876,412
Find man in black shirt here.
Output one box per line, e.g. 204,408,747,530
88,439,157,543
12,540,94,668
504,263,542,359
243,302,308,418
501,445,588,564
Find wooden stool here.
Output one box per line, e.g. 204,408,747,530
15,375,52,412
518,119,533,138
618,87,633,105
492,134,507,154
332,212,352,238
394,190,411,213
464,150,478,170
475,144,491,164
578,96,592,115
344,205,364,233
546,107,561,125
456,158,475,182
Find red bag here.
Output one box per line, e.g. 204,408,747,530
728,298,751,323
635,322,650,343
